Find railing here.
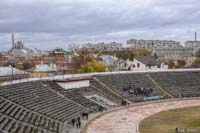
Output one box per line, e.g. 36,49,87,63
1,68,200,86
144,96,163,101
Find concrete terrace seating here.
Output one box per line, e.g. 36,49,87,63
0,81,86,123
1,71,200,132
58,87,99,108
0,97,61,133
95,74,166,102
90,80,122,104
150,71,200,98
45,81,99,109
47,80,121,108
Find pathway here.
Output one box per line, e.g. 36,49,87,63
84,99,200,133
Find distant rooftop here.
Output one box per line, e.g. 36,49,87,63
0,67,28,77
27,64,67,72
134,56,162,66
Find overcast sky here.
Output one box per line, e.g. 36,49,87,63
0,0,200,51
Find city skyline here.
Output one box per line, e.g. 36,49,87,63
1,0,200,50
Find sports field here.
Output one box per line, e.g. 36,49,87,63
139,106,200,133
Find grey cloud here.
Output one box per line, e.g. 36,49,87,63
0,0,200,50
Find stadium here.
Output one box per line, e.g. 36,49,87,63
0,69,200,133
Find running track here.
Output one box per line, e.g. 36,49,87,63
84,99,200,133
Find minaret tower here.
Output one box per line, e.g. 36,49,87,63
195,32,197,42
12,33,15,49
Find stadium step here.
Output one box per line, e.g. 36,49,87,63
146,74,174,98
93,77,130,102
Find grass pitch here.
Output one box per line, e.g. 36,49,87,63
139,106,200,133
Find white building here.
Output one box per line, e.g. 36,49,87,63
185,41,200,48
118,56,168,71
83,42,123,51
27,63,67,77
153,47,194,59
0,66,29,81
7,37,46,57
97,55,120,71
127,39,181,51
132,56,168,70
55,78,92,89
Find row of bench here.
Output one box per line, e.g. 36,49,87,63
0,97,61,133
0,81,85,122
150,72,200,97
95,74,165,102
